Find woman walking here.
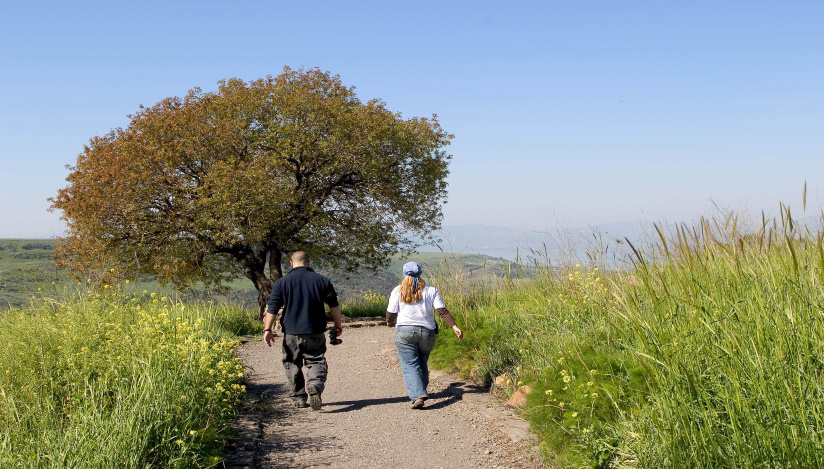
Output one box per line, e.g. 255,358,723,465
386,262,463,409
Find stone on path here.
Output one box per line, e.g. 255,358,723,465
506,385,532,408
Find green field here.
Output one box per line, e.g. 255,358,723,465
0,240,65,308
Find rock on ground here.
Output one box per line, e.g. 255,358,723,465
223,324,546,469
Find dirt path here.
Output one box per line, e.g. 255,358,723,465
223,322,545,469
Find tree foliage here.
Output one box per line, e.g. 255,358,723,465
51,67,452,313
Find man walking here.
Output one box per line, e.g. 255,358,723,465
263,251,343,410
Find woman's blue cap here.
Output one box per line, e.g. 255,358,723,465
403,262,422,277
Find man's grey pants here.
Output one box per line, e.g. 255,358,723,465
282,333,328,400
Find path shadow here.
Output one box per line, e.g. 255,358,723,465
323,395,410,413
424,381,489,411
323,380,490,413
246,380,286,402
225,378,334,468
255,399,341,469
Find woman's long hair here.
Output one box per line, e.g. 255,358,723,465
398,275,425,304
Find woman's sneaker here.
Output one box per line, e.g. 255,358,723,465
411,398,426,409
306,384,323,411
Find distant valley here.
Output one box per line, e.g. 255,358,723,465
0,239,523,310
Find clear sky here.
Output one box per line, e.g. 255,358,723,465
2,0,823,238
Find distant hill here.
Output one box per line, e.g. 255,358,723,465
388,251,524,281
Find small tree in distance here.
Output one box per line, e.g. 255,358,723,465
50,67,452,316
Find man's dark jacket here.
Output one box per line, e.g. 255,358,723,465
267,266,339,335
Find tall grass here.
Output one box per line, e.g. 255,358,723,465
616,208,824,468
0,286,257,468
430,206,824,468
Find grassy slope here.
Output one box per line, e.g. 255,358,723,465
430,212,824,468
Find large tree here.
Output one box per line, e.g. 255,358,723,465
51,67,451,315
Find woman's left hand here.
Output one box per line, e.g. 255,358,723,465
452,325,463,340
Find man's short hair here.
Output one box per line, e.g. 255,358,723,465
291,251,309,264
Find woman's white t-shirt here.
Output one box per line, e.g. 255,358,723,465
387,285,445,330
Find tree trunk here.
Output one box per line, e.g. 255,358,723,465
255,276,274,321
241,248,284,320
250,250,284,320
270,250,283,281
258,250,284,320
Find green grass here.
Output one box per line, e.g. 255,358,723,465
0,286,258,468
430,206,824,468
341,290,389,318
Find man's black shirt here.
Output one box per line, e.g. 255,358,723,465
267,266,339,335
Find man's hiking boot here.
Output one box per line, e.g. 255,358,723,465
306,384,322,411
411,398,426,409
292,398,309,408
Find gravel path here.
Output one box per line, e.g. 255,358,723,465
224,322,546,469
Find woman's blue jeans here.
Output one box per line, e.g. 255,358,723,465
395,325,437,401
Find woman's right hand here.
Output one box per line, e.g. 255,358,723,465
452,325,463,340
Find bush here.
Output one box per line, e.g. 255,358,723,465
21,243,54,250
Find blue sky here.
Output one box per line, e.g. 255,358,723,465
2,1,822,238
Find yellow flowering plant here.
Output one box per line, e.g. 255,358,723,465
0,285,253,468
